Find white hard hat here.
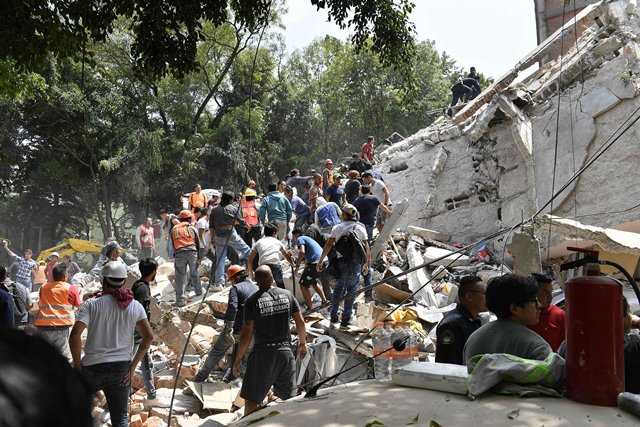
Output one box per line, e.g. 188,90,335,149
101,261,128,280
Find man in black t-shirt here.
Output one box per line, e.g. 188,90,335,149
344,170,362,204
353,185,392,244
233,265,307,415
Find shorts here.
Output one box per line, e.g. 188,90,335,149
299,262,325,288
240,346,296,404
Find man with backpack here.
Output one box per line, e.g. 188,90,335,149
0,264,32,330
316,204,370,329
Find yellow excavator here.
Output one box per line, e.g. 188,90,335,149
37,239,105,266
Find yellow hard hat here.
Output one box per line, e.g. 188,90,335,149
244,188,257,197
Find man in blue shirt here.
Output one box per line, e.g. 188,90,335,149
292,228,329,310
285,186,310,230
259,184,293,242
325,174,345,207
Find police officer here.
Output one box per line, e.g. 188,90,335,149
435,276,486,365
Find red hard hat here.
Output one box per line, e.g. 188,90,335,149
325,159,333,166
178,210,192,219
227,265,246,280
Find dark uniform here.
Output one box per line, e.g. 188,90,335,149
435,304,482,365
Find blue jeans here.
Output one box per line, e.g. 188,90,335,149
330,260,361,324
16,276,31,293
83,361,130,427
174,250,201,305
133,343,156,399
194,334,234,382
213,231,251,284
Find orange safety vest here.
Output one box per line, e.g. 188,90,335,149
189,192,207,209
35,281,74,327
323,168,334,186
33,266,47,285
242,199,259,226
172,222,196,250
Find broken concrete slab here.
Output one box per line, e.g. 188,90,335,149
423,247,470,268
407,226,451,243
509,229,542,277
185,381,240,412
406,241,438,308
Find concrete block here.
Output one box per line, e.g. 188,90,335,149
131,414,143,427
407,226,450,242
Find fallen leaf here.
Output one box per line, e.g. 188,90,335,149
508,409,520,420
407,414,419,425
429,421,442,427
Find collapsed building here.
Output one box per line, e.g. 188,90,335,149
378,0,640,273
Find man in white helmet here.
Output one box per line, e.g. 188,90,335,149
69,261,153,427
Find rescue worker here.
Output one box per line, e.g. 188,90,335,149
69,261,153,427
136,217,155,260
35,263,81,357
183,265,258,393
322,159,334,193
435,276,486,365
171,210,202,307
33,260,47,292
188,184,208,211
242,188,262,247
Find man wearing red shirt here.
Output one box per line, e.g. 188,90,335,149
361,136,375,163
528,273,565,351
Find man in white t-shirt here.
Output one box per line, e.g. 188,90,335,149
317,204,370,329
247,221,294,290
195,207,211,260
361,171,391,232
69,261,153,427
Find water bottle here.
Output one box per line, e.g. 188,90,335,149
390,321,412,373
406,322,419,362
372,322,391,381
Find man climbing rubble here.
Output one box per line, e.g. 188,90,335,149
447,75,481,117
232,265,307,415
69,261,153,427
259,184,293,243
292,228,329,311
463,274,551,364
435,276,486,365
247,221,294,290
183,265,258,394
361,171,391,233
171,210,203,308
316,204,370,329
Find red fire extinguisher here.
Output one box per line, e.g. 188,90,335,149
564,249,624,407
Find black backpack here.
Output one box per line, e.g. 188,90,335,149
4,281,27,325
334,227,367,271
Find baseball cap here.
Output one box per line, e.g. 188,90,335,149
342,204,359,220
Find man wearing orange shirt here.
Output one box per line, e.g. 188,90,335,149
527,272,565,351
188,184,208,211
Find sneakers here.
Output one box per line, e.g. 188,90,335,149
339,324,350,331
172,301,185,308
145,396,171,408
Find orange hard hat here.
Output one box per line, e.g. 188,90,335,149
226,265,246,280
178,209,192,219
325,159,333,166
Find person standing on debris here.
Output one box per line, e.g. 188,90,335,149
188,184,208,212
171,210,203,307
316,204,370,329
527,273,565,351
435,276,486,365
463,274,551,364
322,159,334,193
183,265,259,393
285,185,311,231
159,209,179,259
247,222,294,289
211,191,252,286
241,188,262,248
258,184,292,242
354,184,392,243
292,228,329,310
136,217,155,261
468,66,479,81
35,263,81,357
89,241,130,279
361,171,391,233
131,258,166,407
361,136,375,163
33,260,47,292
70,261,153,427
3,241,37,292
349,153,372,175
62,254,81,283
325,173,345,207
344,170,362,204
232,265,307,415
314,197,342,234
0,268,14,328
195,207,211,261
448,76,481,116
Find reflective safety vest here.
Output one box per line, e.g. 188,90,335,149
35,281,74,327
323,168,334,186
242,200,259,226
172,222,196,250
189,192,207,209
33,266,47,285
